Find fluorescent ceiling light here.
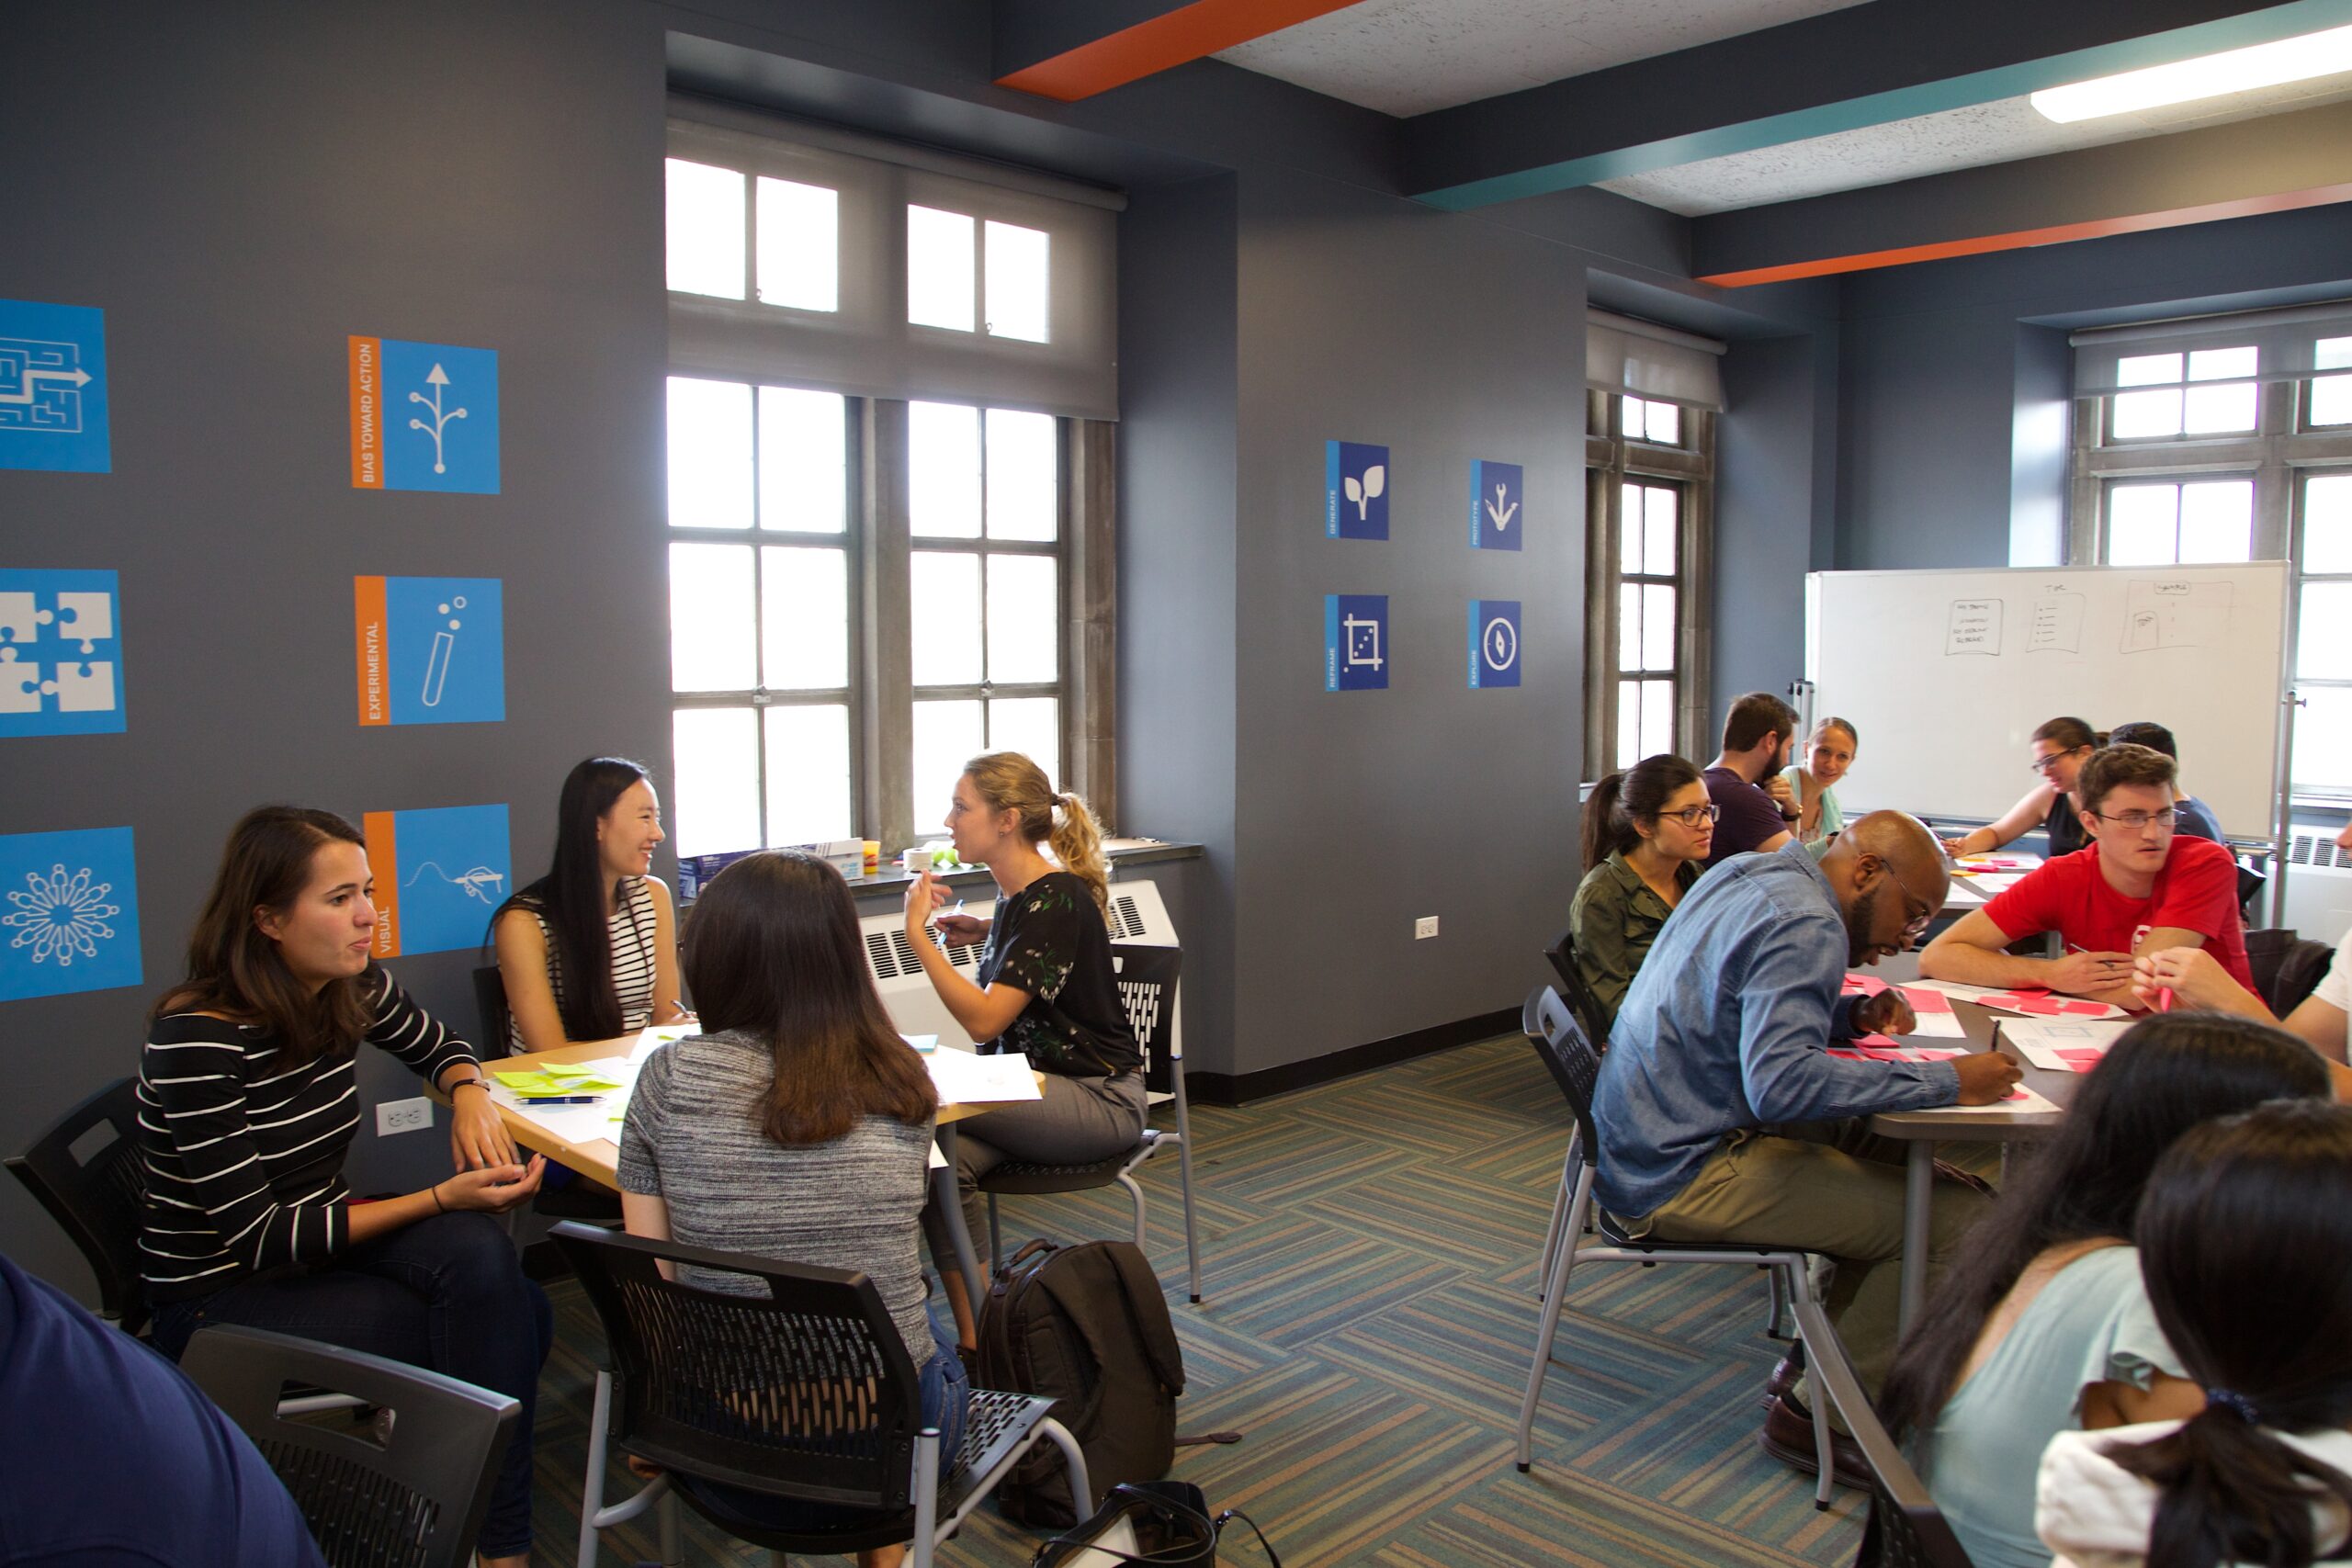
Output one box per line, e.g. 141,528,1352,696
2031,23,2352,122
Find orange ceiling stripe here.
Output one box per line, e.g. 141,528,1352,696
1697,181,2352,288
997,0,1363,102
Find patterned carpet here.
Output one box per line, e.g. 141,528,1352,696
526,1034,1865,1565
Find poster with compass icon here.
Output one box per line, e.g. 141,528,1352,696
354,576,504,726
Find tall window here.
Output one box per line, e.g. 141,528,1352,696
1586,392,1713,773
2072,312,2352,794
662,108,1117,855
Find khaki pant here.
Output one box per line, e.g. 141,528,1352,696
1638,1121,1994,1421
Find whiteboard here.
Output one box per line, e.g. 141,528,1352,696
1804,562,2290,839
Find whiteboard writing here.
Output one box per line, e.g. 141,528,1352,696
2028,593,2086,653
1946,599,2002,656
2121,580,2233,654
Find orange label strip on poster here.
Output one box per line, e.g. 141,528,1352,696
362,811,401,958
354,576,388,727
348,335,382,489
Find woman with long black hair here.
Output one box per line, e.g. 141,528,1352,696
494,756,684,1050
1878,1013,2330,1568
2037,1100,2352,1568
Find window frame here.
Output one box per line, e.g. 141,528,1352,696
1584,389,1715,776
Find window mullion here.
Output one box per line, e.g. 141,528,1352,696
865,400,915,850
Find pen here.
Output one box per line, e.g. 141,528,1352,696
517,1094,600,1105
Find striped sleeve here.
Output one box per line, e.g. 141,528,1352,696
363,969,479,1084
139,1027,347,1277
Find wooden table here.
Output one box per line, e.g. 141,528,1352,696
1867,998,2078,1329
437,1034,1037,1298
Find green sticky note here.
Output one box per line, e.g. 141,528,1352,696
492,1069,562,1092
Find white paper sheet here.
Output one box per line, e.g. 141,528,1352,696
1998,1017,2133,1072
1912,1084,2061,1117
1902,978,2127,1020
925,1047,1043,1105
1901,1011,1967,1039
1941,882,1985,906
628,1026,694,1064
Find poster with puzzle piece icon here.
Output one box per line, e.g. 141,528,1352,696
0,568,124,737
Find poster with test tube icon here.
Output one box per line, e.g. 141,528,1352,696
353,576,504,726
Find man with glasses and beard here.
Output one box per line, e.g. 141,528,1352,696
1589,813,2021,1485
1921,743,2253,1010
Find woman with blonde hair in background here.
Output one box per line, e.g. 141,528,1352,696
905,752,1143,1346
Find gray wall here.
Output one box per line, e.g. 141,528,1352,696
1712,332,1838,717
0,0,670,1295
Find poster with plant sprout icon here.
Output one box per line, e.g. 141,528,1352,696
1325,440,1389,540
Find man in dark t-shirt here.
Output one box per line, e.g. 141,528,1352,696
1703,691,1801,869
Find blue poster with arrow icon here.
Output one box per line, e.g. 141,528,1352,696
1469,459,1522,551
356,337,500,493
1468,600,1521,689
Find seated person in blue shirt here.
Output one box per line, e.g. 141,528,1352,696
2105,721,2222,842
1590,812,2020,1486
0,1247,326,1566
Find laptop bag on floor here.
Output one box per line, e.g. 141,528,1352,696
977,1238,1187,1528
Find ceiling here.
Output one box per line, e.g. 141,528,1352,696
1211,0,1872,118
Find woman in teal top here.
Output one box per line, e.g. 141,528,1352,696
1878,1013,2329,1568
1569,753,1713,1035
1779,716,1855,851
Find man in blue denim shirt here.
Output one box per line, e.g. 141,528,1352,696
1592,813,2020,1483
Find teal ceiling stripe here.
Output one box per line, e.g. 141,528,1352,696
1416,0,2352,210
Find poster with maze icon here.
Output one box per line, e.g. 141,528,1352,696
0,568,124,737
354,576,504,726
0,827,141,1002
362,804,510,957
0,299,109,473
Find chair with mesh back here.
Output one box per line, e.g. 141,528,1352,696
554,1221,1089,1568
1543,925,1613,1050
181,1324,519,1568
471,964,511,1055
1805,1305,1978,1568
977,942,1202,1303
7,1077,151,1336
1514,986,1841,1507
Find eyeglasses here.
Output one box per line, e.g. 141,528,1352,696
1879,858,1939,940
2094,807,2177,831
2029,747,2087,777
1660,804,1723,828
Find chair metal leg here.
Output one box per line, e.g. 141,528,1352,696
1516,1164,1593,1472
1788,1290,1843,1509
1171,1085,1202,1303
1536,1131,1580,1297
577,1371,612,1568
1115,1170,1148,1248
911,1427,941,1568
1767,1262,1790,1340
987,1192,1001,1272
657,1490,684,1565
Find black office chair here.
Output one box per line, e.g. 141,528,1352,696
1513,986,1841,1507
182,1325,520,1568
976,942,1202,1303
1542,925,1612,1050
1804,1313,1978,1568
470,964,510,1055
2246,927,2335,1020
7,1077,150,1335
554,1222,1089,1568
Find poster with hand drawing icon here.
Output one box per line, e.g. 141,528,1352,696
362,805,509,957
354,576,504,726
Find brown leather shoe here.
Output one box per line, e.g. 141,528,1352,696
1758,1393,1873,1493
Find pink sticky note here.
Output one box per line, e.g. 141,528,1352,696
2052,999,2112,1017
1843,973,1888,996
2057,1048,2106,1072
1896,984,1953,1013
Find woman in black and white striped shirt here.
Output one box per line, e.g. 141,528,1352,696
139,807,551,1568
493,756,684,1052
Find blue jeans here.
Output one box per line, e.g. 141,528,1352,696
684,1307,971,1532
150,1212,551,1558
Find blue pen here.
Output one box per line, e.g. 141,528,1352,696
517,1094,600,1105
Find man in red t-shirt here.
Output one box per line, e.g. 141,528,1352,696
1920,743,2252,1008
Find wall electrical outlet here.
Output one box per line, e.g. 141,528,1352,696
376,1096,434,1136
1415,916,1440,940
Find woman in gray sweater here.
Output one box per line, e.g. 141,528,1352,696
618,850,964,1567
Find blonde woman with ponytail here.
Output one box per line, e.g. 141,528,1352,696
904,751,1145,1347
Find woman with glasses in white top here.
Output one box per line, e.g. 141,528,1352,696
1943,716,2103,861
1570,754,1716,1035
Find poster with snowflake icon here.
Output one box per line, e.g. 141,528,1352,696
0,827,141,1001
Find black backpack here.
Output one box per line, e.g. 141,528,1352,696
976,1237,1186,1528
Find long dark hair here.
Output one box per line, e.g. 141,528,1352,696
497,757,650,1039
1581,753,1704,869
154,807,379,1068
2114,1100,2352,1568
682,851,936,1145
1879,1014,2329,1441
